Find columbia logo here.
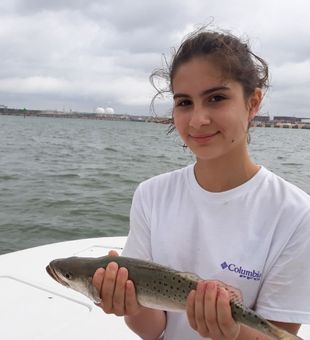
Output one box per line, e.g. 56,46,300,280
221,261,261,281
221,262,228,270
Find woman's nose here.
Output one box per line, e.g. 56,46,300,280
189,106,211,129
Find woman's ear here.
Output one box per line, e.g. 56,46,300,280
248,88,263,121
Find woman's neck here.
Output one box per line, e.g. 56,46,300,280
194,151,260,193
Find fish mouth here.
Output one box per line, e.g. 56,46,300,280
46,264,69,287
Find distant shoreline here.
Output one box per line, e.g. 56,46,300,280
251,121,310,129
0,108,169,124
1,109,310,129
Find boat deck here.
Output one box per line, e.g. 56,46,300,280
0,237,137,340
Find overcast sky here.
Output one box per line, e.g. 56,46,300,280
0,0,309,117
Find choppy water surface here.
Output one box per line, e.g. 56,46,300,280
0,115,309,254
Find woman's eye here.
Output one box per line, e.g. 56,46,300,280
175,99,192,107
209,95,226,103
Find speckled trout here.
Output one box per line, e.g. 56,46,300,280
46,255,302,340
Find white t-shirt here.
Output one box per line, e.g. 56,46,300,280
122,164,310,340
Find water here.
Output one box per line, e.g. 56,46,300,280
0,115,309,254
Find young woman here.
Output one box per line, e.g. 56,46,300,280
93,29,310,339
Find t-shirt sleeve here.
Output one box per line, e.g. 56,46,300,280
121,183,152,260
255,210,310,324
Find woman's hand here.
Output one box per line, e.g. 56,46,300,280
186,280,241,340
92,250,142,317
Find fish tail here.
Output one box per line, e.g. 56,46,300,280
231,303,303,340
266,320,303,340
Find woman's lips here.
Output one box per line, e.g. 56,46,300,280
189,131,219,143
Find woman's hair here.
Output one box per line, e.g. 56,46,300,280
150,27,269,133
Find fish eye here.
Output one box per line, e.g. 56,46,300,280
65,272,73,280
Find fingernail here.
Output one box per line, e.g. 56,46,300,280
207,281,215,290
97,268,105,275
220,287,228,298
119,267,128,278
107,262,118,271
197,281,206,291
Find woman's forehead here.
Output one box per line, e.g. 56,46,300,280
172,57,227,87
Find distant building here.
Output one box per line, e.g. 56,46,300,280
273,116,302,122
105,107,115,114
129,115,145,122
95,107,105,114
301,118,310,123
254,115,270,122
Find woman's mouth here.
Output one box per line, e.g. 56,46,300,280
189,131,219,144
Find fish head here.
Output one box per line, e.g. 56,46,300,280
46,256,101,303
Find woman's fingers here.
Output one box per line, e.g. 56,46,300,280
92,251,141,317
100,261,119,313
204,281,222,338
186,281,241,339
217,288,240,339
92,267,105,303
195,281,209,337
113,267,128,316
186,289,197,331
92,249,119,306
108,250,119,257
125,280,141,315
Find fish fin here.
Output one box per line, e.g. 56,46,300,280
87,281,101,303
265,320,304,340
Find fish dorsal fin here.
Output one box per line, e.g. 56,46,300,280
177,272,201,281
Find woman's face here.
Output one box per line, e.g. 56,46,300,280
172,57,261,162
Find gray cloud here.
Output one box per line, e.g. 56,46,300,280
0,0,309,117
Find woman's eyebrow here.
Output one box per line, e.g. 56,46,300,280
173,86,230,100
200,86,230,96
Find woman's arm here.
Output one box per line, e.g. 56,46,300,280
124,306,166,340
